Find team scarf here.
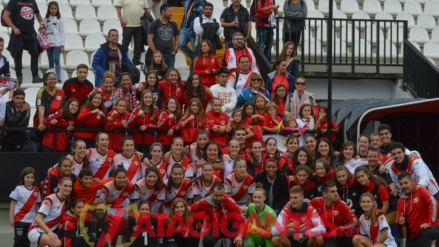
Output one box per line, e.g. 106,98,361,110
0,76,17,89
116,85,137,112
250,87,270,102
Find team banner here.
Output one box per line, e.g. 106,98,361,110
0,76,17,89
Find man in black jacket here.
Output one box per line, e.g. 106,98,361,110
220,0,252,48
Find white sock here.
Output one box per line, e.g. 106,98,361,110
399,238,406,247
432,245,435,247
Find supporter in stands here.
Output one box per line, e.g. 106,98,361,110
58,198,84,247
283,0,307,46
44,1,65,83
221,0,251,49
179,0,204,63
157,96,181,153
241,101,263,144
41,157,76,198
92,71,117,111
63,64,93,106
370,132,381,149
273,84,287,118
229,55,255,97
3,0,45,85
266,58,296,96
114,73,137,112
116,0,149,66
0,89,30,152
291,146,313,170
284,77,315,119
365,148,395,193
226,109,254,142
315,138,340,167
334,164,362,217
129,90,159,153
280,135,299,177
296,104,314,146
183,72,214,111
189,182,245,247
159,68,185,106
396,172,439,247
0,37,11,78
42,98,79,152
92,29,131,87
263,101,283,134
193,3,223,54
340,141,368,174
193,40,221,88
34,72,65,132
104,98,130,152
160,164,194,212
271,186,325,247
193,162,222,201
147,4,180,68
210,67,237,116
223,33,259,75
315,106,338,143
130,166,165,212
305,135,317,158
207,98,229,147
353,192,398,247
254,158,288,213
313,158,334,192
264,137,283,162
176,98,208,145
309,181,358,247
146,51,168,80
9,167,41,247
137,70,163,108
253,0,278,61
279,41,300,78
237,80,268,123
357,135,371,159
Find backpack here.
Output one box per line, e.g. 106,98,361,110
1,9,9,27
198,17,222,50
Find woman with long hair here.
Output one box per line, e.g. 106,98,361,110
127,201,159,247
164,137,193,179
193,39,221,88
91,71,117,111
159,68,185,106
266,58,296,95
334,164,362,217
313,158,334,196
280,135,300,178
163,198,193,247
100,167,134,208
193,162,222,202
175,98,208,145
160,165,194,212
225,158,255,212
278,41,300,77
292,146,314,170
114,73,137,112
201,141,224,178
137,70,163,109
146,143,168,180
41,157,76,198
222,139,244,181
68,139,90,176
131,166,165,213
83,198,108,246
113,136,145,184
104,98,130,152
183,72,213,111
315,138,340,167
340,141,368,174
157,96,182,153
245,140,266,177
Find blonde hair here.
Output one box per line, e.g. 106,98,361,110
138,90,156,119
264,102,278,113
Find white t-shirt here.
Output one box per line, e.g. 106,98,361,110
116,0,149,27
209,84,237,116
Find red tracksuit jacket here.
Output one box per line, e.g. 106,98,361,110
73,108,106,140
193,55,221,88
42,109,76,151
206,110,229,147
159,80,185,107
104,110,130,151
128,107,160,145
156,109,179,146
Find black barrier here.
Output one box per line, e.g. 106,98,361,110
0,152,69,202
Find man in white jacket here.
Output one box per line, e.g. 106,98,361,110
209,67,237,117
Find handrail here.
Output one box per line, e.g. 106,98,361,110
247,35,272,76
403,40,439,98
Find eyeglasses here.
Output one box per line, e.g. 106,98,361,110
252,78,262,81
296,82,305,85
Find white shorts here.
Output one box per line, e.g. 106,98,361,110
27,228,43,244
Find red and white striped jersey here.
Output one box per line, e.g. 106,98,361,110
88,148,116,180
130,178,165,213
160,179,194,211
113,154,145,184
193,175,222,202
359,212,396,246
151,160,168,180
167,154,193,178
101,180,134,208
9,185,41,223
225,173,255,205
29,193,65,232
71,158,84,177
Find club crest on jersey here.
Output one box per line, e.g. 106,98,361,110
108,158,112,162
243,185,248,190
16,228,22,236
160,169,165,174
134,161,139,166
373,221,379,226
221,121,225,125
34,192,38,197
413,197,419,203
301,217,307,222
177,88,181,93
56,96,61,100
97,115,101,119
222,209,228,214
123,193,128,197
180,191,186,196
333,211,338,216
198,123,203,127
153,191,158,195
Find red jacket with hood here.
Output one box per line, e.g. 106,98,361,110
104,110,130,151
193,55,221,88
206,109,229,147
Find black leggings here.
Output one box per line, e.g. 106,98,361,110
14,221,31,247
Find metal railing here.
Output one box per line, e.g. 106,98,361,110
247,36,272,77
274,17,408,74
403,40,439,98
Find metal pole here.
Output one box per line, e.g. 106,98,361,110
327,0,333,140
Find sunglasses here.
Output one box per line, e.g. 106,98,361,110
296,82,305,85
252,78,262,81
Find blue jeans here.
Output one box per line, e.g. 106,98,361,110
179,27,196,62
163,53,176,68
46,47,61,80
257,27,274,62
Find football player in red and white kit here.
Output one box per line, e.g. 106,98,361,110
146,143,168,180
164,137,193,179
271,186,325,247
224,158,255,212
86,132,116,181
10,167,41,247
130,166,165,213
193,162,222,202
396,172,439,247
101,167,134,208
160,165,194,212
113,136,146,184
28,177,73,247
309,181,358,247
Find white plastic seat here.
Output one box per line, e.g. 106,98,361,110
341,0,360,14
3,50,14,68
174,53,189,69
28,108,36,127
340,25,360,43
333,39,348,56
40,51,66,69
70,0,91,7
387,25,405,43
383,0,402,15
22,52,31,68
424,2,439,17
377,40,398,58
417,14,437,30
103,19,122,36
364,24,385,43
75,5,97,21
0,31,9,45
409,40,421,51
9,68,16,79
21,69,43,88
396,13,415,28
85,34,106,52
64,33,85,51
403,1,422,16
179,69,190,81
59,4,74,19
72,70,95,82
409,27,430,44
54,0,69,4
79,19,102,36
333,11,347,28
318,0,338,14
46,68,69,83
92,0,113,7
316,23,335,43
363,0,382,15
37,3,47,17
306,10,324,29
423,41,439,58
352,12,371,28
66,51,90,70
375,12,393,28
97,5,118,22
426,57,436,66
212,7,225,20
303,39,324,57
305,0,316,10
24,88,40,108
64,19,79,34
431,28,439,42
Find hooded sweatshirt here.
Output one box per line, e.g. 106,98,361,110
159,80,185,106
206,109,229,147
58,211,79,247
193,54,221,87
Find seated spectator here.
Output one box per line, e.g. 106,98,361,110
284,77,316,119
210,67,237,117
236,73,270,108
279,41,300,78
137,70,163,109
183,72,213,111
223,32,259,75
227,55,254,96
193,2,223,54
266,58,296,96
193,40,221,88
92,71,117,111
0,89,30,152
63,64,94,106
283,0,307,46
92,29,131,87
114,73,137,112
220,0,251,48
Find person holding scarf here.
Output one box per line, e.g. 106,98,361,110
284,77,316,119
114,73,137,113
237,73,270,108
